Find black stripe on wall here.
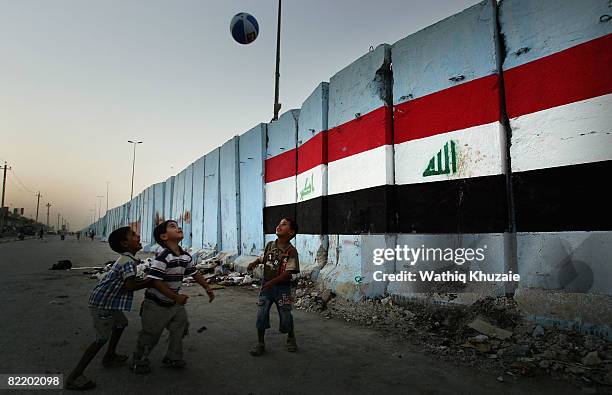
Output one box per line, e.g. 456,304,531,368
395,174,508,233
264,177,507,235
264,203,296,234
326,185,396,234
264,197,328,235
264,162,611,235
297,196,327,234
513,160,612,232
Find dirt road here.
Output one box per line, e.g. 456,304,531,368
0,238,577,394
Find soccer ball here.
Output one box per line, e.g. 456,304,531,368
230,12,259,45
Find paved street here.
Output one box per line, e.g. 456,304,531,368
0,238,575,394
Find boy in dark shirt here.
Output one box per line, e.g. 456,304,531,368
247,218,300,356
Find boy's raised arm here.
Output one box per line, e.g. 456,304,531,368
247,256,261,271
193,271,215,302
120,259,151,291
123,277,151,291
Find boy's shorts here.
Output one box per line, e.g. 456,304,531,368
256,284,294,333
89,307,128,342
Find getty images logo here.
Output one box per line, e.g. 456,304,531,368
372,245,488,266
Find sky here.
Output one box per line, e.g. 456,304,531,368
0,0,477,230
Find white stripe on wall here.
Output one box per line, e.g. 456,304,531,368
395,121,504,185
327,145,393,195
296,164,327,202
511,93,612,172
265,176,296,207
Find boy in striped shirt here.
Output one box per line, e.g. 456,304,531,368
131,220,215,374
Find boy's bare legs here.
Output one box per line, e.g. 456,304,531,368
287,329,297,352
249,330,266,356
67,326,127,386
67,341,104,385
102,327,128,365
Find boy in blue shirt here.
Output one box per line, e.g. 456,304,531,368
66,227,150,390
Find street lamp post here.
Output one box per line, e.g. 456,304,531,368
128,141,143,201
96,195,104,220
127,140,142,225
272,0,282,121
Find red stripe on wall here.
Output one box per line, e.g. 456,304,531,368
297,131,327,175
264,148,296,183
267,106,392,182
327,106,393,163
394,74,500,144
504,33,612,118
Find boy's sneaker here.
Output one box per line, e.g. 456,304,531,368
249,343,266,356
286,337,298,352
130,355,151,375
162,357,187,369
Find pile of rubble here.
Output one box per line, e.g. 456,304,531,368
79,259,152,281
294,279,612,391
81,251,262,288
185,251,260,288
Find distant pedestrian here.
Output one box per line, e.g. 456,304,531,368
90,230,95,241
38,228,44,240
76,231,81,241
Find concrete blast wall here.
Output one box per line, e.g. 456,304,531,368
90,0,612,337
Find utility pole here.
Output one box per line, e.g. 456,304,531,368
127,140,142,224
96,195,104,220
106,181,109,212
0,161,11,235
46,203,51,228
128,140,143,200
35,192,42,222
272,0,282,121
57,213,60,230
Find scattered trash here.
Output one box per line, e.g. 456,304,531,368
136,259,151,279
467,317,513,340
197,326,207,333
321,289,334,303
510,360,536,377
49,260,72,270
462,334,495,353
292,280,611,389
